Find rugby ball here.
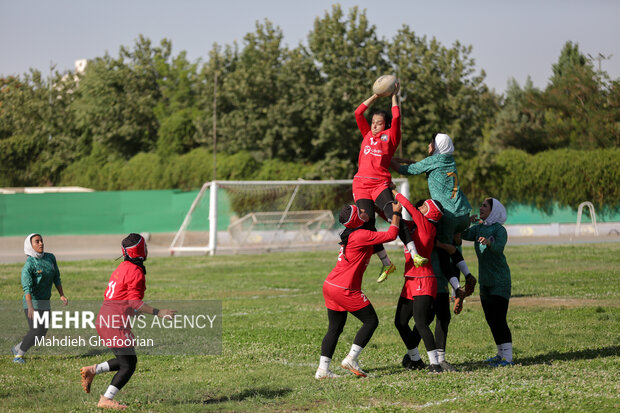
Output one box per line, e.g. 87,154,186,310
372,75,398,97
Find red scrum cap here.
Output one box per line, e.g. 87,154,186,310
423,199,443,223
341,205,366,229
121,233,147,260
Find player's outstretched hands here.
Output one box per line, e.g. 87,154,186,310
392,81,400,96
158,309,177,319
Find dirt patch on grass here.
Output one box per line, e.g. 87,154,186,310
464,296,618,308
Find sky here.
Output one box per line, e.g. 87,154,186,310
1,0,619,94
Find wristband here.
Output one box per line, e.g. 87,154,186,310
153,308,160,316
393,212,402,217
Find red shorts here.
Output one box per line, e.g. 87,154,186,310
352,177,391,202
400,276,437,300
96,302,136,348
323,281,371,312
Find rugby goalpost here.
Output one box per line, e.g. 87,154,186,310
170,179,409,256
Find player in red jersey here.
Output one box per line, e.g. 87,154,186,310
353,85,426,282
389,190,449,373
315,201,403,379
79,233,176,410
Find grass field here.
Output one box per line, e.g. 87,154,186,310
0,242,619,412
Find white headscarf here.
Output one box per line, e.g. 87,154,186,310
432,133,454,155
483,198,507,226
24,233,44,259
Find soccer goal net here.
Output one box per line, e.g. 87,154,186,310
169,179,410,255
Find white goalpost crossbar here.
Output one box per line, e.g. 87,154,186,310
169,179,410,256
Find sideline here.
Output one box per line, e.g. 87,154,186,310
0,233,618,264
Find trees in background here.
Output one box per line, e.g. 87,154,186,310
487,41,619,153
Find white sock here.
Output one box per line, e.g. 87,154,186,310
500,343,513,362
456,261,470,276
348,344,363,361
449,277,461,291
319,356,331,371
376,250,391,266
95,362,110,374
103,385,120,400
406,241,419,256
427,350,439,365
14,342,26,356
407,348,421,361
437,349,446,363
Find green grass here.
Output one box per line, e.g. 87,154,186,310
0,243,619,412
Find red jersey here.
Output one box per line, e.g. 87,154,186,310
102,260,146,311
325,224,399,291
396,193,437,279
354,103,401,181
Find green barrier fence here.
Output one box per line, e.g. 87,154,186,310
0,190,228,236
0,190,617,237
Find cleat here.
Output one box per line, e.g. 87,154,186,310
97,395,127,410
411,358,426,370
439,360,458,372
402,354,426,371
80,364,96,393
453,288,466,314
377,263,396,283
13,355,25,364
490,358,515,367
485,355,502,365
464,274,477,296
401,354,413,369
341,356,367,377
413,254,428,268
428,364,443,374
315,368,341,379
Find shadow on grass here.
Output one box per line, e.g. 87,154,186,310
172,387,292,406
457,345,620,371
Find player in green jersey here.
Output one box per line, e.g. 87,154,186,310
462,197,514,366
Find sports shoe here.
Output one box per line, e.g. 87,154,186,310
97,395,127,410
377,263,396,283
413,254,428,268
428,364,443,374
402,354,426,370
13,355,25,364
489,358,515,367
453,287,466,314
401,354,413,369
341,356,367,377
80,364,96,393
464,274,477,296
485,355,502,364
439,360,458,372
315,368,340,379
411,358,426,370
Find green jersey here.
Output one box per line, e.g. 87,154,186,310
461,223,511,300
21,253,61,310
398,154,471,217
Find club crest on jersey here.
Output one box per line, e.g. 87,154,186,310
380,134,388,142
364,145,371,155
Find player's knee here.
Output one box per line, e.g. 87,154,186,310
365,315,379,332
